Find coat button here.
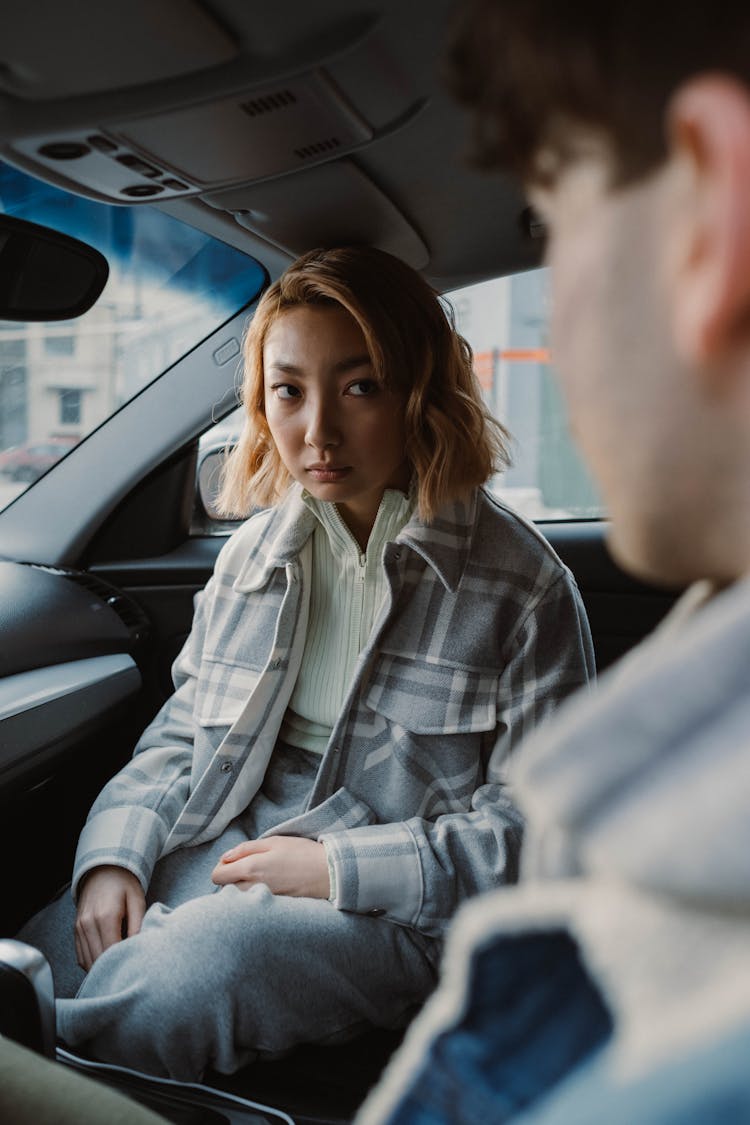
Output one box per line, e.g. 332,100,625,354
219,760,233,773
367,908,386,917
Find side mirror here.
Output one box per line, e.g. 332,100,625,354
194,441,258,534
197,446,228,522
0,214,109,321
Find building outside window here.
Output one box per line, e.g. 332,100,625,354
58,388,82,425
0,336,27,448
44,333,75,357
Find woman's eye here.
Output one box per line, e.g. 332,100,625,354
347,379,379,397
273,384,301,400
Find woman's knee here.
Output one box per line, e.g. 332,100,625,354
165,883,305,954
129,885,285,998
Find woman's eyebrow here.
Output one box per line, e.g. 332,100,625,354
266,354,373,376
266,360,302,375
332,353,373,373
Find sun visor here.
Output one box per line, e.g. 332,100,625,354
204,159,429,269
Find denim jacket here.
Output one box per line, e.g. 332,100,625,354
73,484,594,937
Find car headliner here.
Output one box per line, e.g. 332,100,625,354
0,0,541,292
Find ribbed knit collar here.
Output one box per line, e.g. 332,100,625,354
301,488,414,559
232,483,480,593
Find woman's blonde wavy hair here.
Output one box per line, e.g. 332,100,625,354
218,245,511,522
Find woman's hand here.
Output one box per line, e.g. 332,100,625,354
75,865,146,971
211,836,330,899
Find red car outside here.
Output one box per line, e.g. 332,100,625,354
0,438,77,483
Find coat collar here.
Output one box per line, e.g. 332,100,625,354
232,486,316,592
233,484,479,594
397,490,478,592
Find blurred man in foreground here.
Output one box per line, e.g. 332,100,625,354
357,3,750,1122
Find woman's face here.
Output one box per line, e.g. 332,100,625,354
263,304,410,539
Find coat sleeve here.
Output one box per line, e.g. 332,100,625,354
319,569,595,936
71,577,215,899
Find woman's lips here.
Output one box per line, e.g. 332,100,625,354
306,465,352,483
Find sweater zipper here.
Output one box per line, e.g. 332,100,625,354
357,550,367,651
329,503,369,652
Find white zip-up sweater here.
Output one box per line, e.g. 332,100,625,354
280,488,413,754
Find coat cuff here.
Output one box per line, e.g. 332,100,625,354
319,822,423,925
72,807,168,901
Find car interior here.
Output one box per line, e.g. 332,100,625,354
0,2,682,1122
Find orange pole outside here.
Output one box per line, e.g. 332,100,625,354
498,347,551,363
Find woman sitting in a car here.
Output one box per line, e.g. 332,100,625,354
22,245,594,1080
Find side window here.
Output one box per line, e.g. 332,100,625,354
448,268,602,520
192,267,603,535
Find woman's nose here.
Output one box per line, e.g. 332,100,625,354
305,400,340,450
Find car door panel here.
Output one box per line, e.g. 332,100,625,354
0,562,153,932
0,561,150,780
0,654,140,790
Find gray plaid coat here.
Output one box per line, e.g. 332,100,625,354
73,485,594,937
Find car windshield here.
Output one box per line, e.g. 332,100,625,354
0,160,265,509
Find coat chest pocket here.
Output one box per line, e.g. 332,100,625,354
194,661,262,728
364,652,498,735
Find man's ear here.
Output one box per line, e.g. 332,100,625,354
666,75,750,375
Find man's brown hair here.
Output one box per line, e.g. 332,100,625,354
447,1,750,186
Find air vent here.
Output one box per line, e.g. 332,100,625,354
294,137,341,160
67,571,148,633
240,89,297,118
32,564,150,645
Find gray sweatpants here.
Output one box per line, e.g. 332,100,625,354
20,745,438,1080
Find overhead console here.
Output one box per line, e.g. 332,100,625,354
0,0,431,266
